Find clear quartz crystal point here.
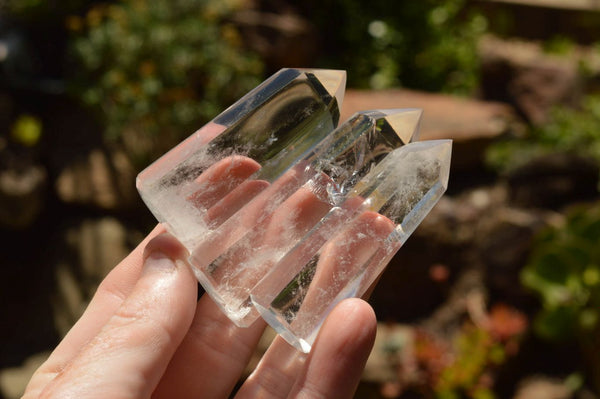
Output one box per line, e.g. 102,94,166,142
189,108,422,326
250,139,452,352
136,68,346,250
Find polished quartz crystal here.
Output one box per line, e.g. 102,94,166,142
137,68,452,348
137,68,346,250
190,109,422,326
250,139,452,352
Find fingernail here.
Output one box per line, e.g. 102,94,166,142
143,250,178,274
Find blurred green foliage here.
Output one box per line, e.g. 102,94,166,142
522,204,600,341
10,114,43,147
486,95,600,175
8,0,489,166
433,304,526,399
543,35,577,56
435,326,500,399
301,0,487,94
394,306,526,399
69,0,263,163
5,0,93,28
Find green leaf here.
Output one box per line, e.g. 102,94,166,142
534,307,578,341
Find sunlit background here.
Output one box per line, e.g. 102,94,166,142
2,0,600,397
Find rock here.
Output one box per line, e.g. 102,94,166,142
474,0,600,44
369,187,506,321
417,188,498,247
374,182,557,322
507,152,600,209
0,164,46,229
340,88,519,170
369,197,471,321
480,36,581,125
513,376,572,399
55,147,138,211
72,217,131,283
363,324,414,384
52,217,140,337
231,10,318,69
421,184,553,304
53,261,87,338
477,206,550,303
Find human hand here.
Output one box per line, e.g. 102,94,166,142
23,226,377,399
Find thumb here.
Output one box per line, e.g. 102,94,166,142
40,234,198,399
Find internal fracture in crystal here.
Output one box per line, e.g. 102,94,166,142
250,139,452,352
137,68,346,250
190,109,422,326
136,68,452,348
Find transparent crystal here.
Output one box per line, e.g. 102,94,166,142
190,109,422,326
250,139,452,352
136,68,346,250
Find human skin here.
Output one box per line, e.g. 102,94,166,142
23,227,377,399
25,121,378,398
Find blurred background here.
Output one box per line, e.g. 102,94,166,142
2,0,600,397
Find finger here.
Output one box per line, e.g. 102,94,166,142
190,164,306,266
288,298,376,399
235,336,307,399
188,155,262,211
24,224,166,397
290,211,394,331
152,294,266,399
262,182,333,246
208,184,331,286
37,234,198,399
206,179,270,226
310,211,395,296
29,153,248,393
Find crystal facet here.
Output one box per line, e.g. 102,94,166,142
189,109,421,326
136,69,452,349
250,139,452,352
137,68,346,250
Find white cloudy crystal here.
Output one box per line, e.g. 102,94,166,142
137,68,346,250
